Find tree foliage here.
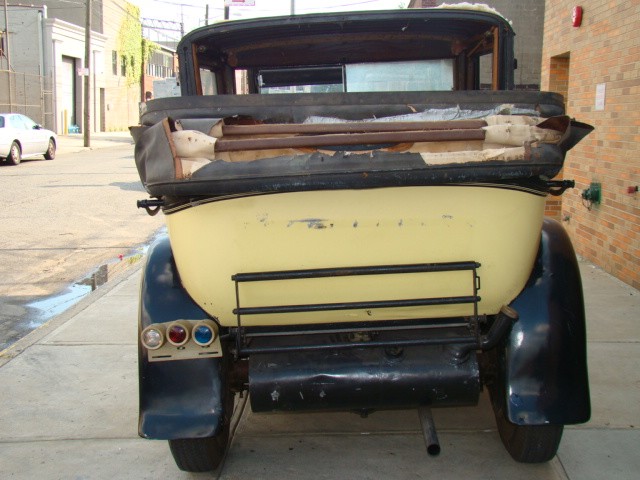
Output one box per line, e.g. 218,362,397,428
117,3,158,86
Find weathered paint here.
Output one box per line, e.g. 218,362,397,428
166,186,545,327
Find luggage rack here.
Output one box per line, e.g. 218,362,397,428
231,261,481,357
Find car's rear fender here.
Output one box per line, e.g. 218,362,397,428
138,236,225,439
505,219,591,425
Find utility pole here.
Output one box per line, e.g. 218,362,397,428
291,0,295,15
83,0,91,147
205,4,209,25
180,5,184,36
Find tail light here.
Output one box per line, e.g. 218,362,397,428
141,327,164,350
193,321,217,346
141,320,222,361
167,322,189,346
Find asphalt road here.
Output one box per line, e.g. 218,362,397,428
0,143,165,350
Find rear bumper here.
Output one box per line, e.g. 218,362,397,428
250,342,480,413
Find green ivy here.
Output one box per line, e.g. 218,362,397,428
117,3,158,86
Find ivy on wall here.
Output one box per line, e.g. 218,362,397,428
117,3,158,86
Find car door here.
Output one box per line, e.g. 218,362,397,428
19,115,47,155
8,115,33,156
0,115,12,156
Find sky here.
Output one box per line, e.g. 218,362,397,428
132,0,407,42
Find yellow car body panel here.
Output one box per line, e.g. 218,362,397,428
166,185,545,327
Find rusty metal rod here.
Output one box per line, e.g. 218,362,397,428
215,128,485,152
222,119,487,136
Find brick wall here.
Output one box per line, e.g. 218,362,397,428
544,55,570,220
542,1,640,289
102,0,143,131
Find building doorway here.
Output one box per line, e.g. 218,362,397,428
60,56,78,132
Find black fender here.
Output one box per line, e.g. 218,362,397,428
505,219,590,425
138,235,225,439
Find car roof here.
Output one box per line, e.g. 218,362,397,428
179,8,513,69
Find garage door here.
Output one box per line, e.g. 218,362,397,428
60,56,77,128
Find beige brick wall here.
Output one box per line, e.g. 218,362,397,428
102,0,142,131
542,1,640,289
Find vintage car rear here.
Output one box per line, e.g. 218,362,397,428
131,6,591,472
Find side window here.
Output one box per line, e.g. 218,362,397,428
20,115,37,130
479,53,493,90
112,51,118,76
10,116,26,129
199,69,217,95
0,116,4,128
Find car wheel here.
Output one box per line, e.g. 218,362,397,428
44,138,56,160
493,399,564,463
8,141,21,165
168,387,235,472
487,345,564,463
169,430,229,472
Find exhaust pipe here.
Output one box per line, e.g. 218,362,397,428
480,305,519,351
418,407,441,456
451,305,519,361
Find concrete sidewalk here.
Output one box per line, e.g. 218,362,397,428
56,131,133,155
0,259,638,479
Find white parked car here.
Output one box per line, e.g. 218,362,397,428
0,113,57,165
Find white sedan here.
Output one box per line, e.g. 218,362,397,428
0,113,57,165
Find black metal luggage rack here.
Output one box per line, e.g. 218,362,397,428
231,261,482,357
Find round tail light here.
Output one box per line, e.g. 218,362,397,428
193,323,217,346
167,322,189,346
141,327,164,350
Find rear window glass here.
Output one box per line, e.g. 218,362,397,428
346,60,453,92
258,59,453,94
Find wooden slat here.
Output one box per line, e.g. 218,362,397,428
215,129,485,152
222,119,487,136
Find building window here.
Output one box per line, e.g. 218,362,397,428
112,51,118,76
121,56,127,76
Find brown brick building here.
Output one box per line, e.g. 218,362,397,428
541,1,640,289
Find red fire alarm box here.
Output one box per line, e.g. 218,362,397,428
572,6,583,27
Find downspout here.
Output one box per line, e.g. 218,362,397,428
38,7,45,76
3,0,13,111
38,7,46,125
51,39,58,133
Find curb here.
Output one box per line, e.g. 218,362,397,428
0,261,143,368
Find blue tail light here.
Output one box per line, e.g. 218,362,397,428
193,324,214,346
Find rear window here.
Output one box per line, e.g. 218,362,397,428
346,60,453,92
258,59,454,94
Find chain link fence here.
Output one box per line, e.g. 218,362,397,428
0,70,54,130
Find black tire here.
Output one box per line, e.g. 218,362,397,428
8,141,21,165
168,384,235,472
493,403,564,463
486,345,564,463
169,429,230,472
44,138,56,160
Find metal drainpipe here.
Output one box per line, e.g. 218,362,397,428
83,0,91,147
38,8,45,125
3,0,13,112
